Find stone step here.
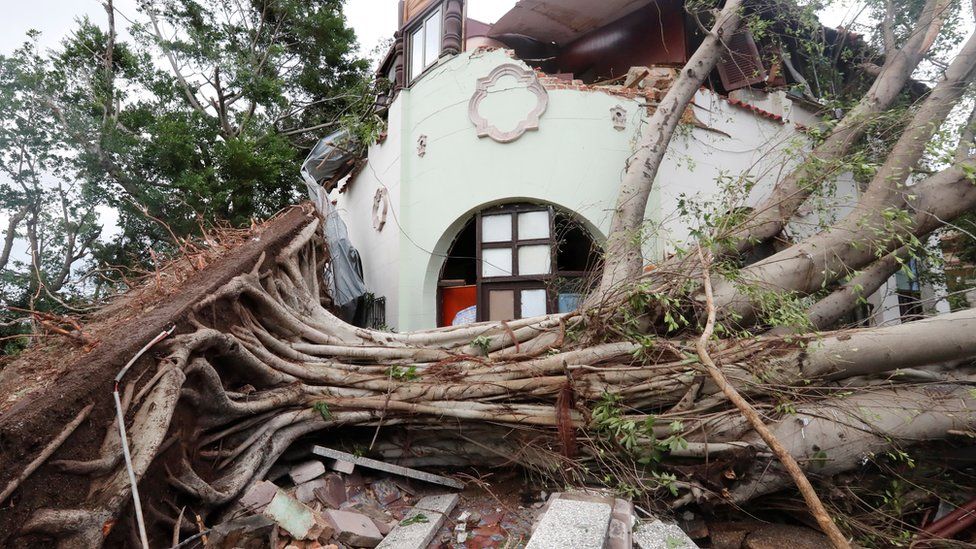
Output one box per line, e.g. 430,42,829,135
633,519,700,548
376,493,460,549
525,494,614,549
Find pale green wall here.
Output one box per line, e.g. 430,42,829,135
396,50,648,330
338,49,813,331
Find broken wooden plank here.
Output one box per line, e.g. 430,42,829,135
311,446,464,489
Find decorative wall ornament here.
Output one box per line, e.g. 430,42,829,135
417,134,427,157
468,64,548,144
372,188,389,231
610,105,627,130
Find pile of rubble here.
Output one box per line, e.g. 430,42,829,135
206,444,544,548
212,445,467,548
201,444,825,548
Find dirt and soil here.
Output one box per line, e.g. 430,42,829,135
0,205,318,546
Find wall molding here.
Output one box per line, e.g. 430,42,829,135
468,64,548,144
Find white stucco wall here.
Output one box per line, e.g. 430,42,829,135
333,99,404,329
336,49,851,331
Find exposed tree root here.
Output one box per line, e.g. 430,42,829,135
10,218,976,547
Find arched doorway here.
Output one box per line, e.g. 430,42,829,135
437,203,601,326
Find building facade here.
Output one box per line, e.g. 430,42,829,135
323,0,945,331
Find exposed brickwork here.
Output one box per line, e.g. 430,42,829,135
724,97,786,124
468,49,800,131
536,69,674,103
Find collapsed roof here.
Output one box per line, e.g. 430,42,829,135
487,0,653,45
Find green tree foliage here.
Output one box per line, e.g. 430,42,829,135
0,0,371,352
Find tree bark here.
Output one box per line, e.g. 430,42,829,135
710,30,976,321
0,205,28,273
596,0,745,295
795,245,909,332
726,0,950,255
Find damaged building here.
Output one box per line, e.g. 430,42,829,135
305,0,949,331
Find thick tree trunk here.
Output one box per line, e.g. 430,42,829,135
596,0,745,294
710,30,976,321
729,384,976,502
727,0,950,255
8,215,976,546
791,245,908,332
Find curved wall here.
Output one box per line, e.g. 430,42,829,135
338,49,819,330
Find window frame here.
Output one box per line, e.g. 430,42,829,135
474,203,596,322
404,2,445,84
476,204,556,284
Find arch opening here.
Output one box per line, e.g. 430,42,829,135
437,202,601,326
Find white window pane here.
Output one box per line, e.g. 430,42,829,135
518,211,550,240
410,28,424,79
481,214,512,242
518,245,551,276
482,248,512,277
521,289,547,318
424,9,442,67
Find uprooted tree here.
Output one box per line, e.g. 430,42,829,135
2,0,976,547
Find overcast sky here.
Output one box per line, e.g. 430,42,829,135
0,0,520,59
0,0,889,60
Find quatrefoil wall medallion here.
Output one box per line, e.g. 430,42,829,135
467,64,549,144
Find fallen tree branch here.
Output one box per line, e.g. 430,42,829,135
0,402,95,505
696,247,850,549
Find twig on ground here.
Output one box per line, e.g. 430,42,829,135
696,247,851,549
0,402,95,505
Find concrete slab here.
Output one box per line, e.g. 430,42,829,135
634,519,699,548
289,460,326,485
376,493,460,549
525,498,613,549
263,491,334,541
313,446,463,489
323,509,384,548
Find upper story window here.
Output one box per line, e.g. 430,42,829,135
408,7,443,82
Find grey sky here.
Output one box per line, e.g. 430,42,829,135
0,0,880,61
0,0,519,58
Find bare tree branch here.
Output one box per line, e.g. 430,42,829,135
0,205,29,272
596,0,746,294
143,2,208,116
726,0,952,256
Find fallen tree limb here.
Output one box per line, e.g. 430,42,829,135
696,248,851,549
0,402,95,505
6,213,976,547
